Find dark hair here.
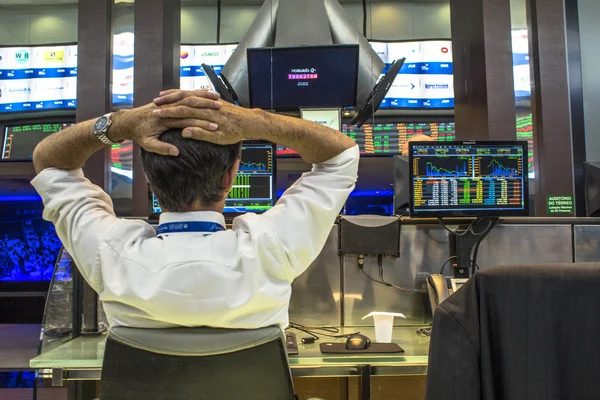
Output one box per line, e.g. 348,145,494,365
141,129,241,212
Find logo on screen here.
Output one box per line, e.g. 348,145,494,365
43,50,64,63
14,50,29,64
201,52,219,57
441,47,449,54
180,51,189,59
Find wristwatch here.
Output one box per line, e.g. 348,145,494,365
93,113,123,145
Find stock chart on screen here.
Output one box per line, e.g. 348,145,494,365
409,142,529,217
226,143,275,213
341,121,455,155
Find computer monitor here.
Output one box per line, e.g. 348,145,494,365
409,141,529,217
278,109,342,156
151,142,276,216
2,122,74,160
247,45,359,110
201,63,240,105
351,58,406,127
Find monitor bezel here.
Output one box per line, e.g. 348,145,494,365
408,140,530,218
1,118,76,161
246,44,360,111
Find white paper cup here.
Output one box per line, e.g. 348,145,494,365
373,314,395,343
362,311,406,343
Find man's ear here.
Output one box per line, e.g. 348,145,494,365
223,159,240,191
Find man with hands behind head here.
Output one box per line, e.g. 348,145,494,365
31,90,359,329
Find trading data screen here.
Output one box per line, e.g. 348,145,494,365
225,143,275,213
341,121,455,155
409,142,529,217
2,123,73,160
151,143,275,215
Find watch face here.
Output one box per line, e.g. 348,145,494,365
94,116,108,132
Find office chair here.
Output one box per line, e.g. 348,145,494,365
100,325,298,400
426,263,600,400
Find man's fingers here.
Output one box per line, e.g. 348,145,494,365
179,95,223,109
141,138,179,156
154,89,221,106
160,118,219,131
181,127,226,144
193,90,220,100
153,105,214,120
154,91,191,106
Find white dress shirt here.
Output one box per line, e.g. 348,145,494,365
31,146,359,329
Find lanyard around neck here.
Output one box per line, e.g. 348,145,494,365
157,221,225,236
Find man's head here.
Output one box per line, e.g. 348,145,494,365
141,129,241,212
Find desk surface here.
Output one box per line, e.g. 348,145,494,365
30,326,430,377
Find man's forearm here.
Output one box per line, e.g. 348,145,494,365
253,110,356,164
33,110,130,174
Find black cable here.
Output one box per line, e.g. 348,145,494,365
439,256,457,275
358,255,427,293
216,0,222,44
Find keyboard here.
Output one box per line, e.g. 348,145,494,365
285,332,299,355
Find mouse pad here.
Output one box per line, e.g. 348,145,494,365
319,342,404,354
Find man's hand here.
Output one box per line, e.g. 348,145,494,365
153,90,260,145
114,90,223,156
153,89,357,164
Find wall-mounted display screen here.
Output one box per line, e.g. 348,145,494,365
0,45,77,113
113,32,134,106
247,45,359,110
342,120,455,155
2,122,73,160
370,40,454,109
517,113,534,178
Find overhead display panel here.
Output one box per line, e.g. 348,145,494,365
371,40,454,109
0,44,77,113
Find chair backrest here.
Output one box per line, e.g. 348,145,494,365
100,325,296,400
426,263,600,400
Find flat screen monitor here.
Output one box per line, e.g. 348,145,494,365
0,44,78,113
0,203,63,287
247,45,359,110
2,122,74,160
152,142,276,215
369,40,454,109
409,141,529,217
341,120,455,156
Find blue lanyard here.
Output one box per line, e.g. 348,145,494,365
157,222,225,235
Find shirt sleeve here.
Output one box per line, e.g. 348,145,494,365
235,145,359,282
31,168,124,291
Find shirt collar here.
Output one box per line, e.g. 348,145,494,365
158,211,226,229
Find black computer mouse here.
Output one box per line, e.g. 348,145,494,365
345,333,371,350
